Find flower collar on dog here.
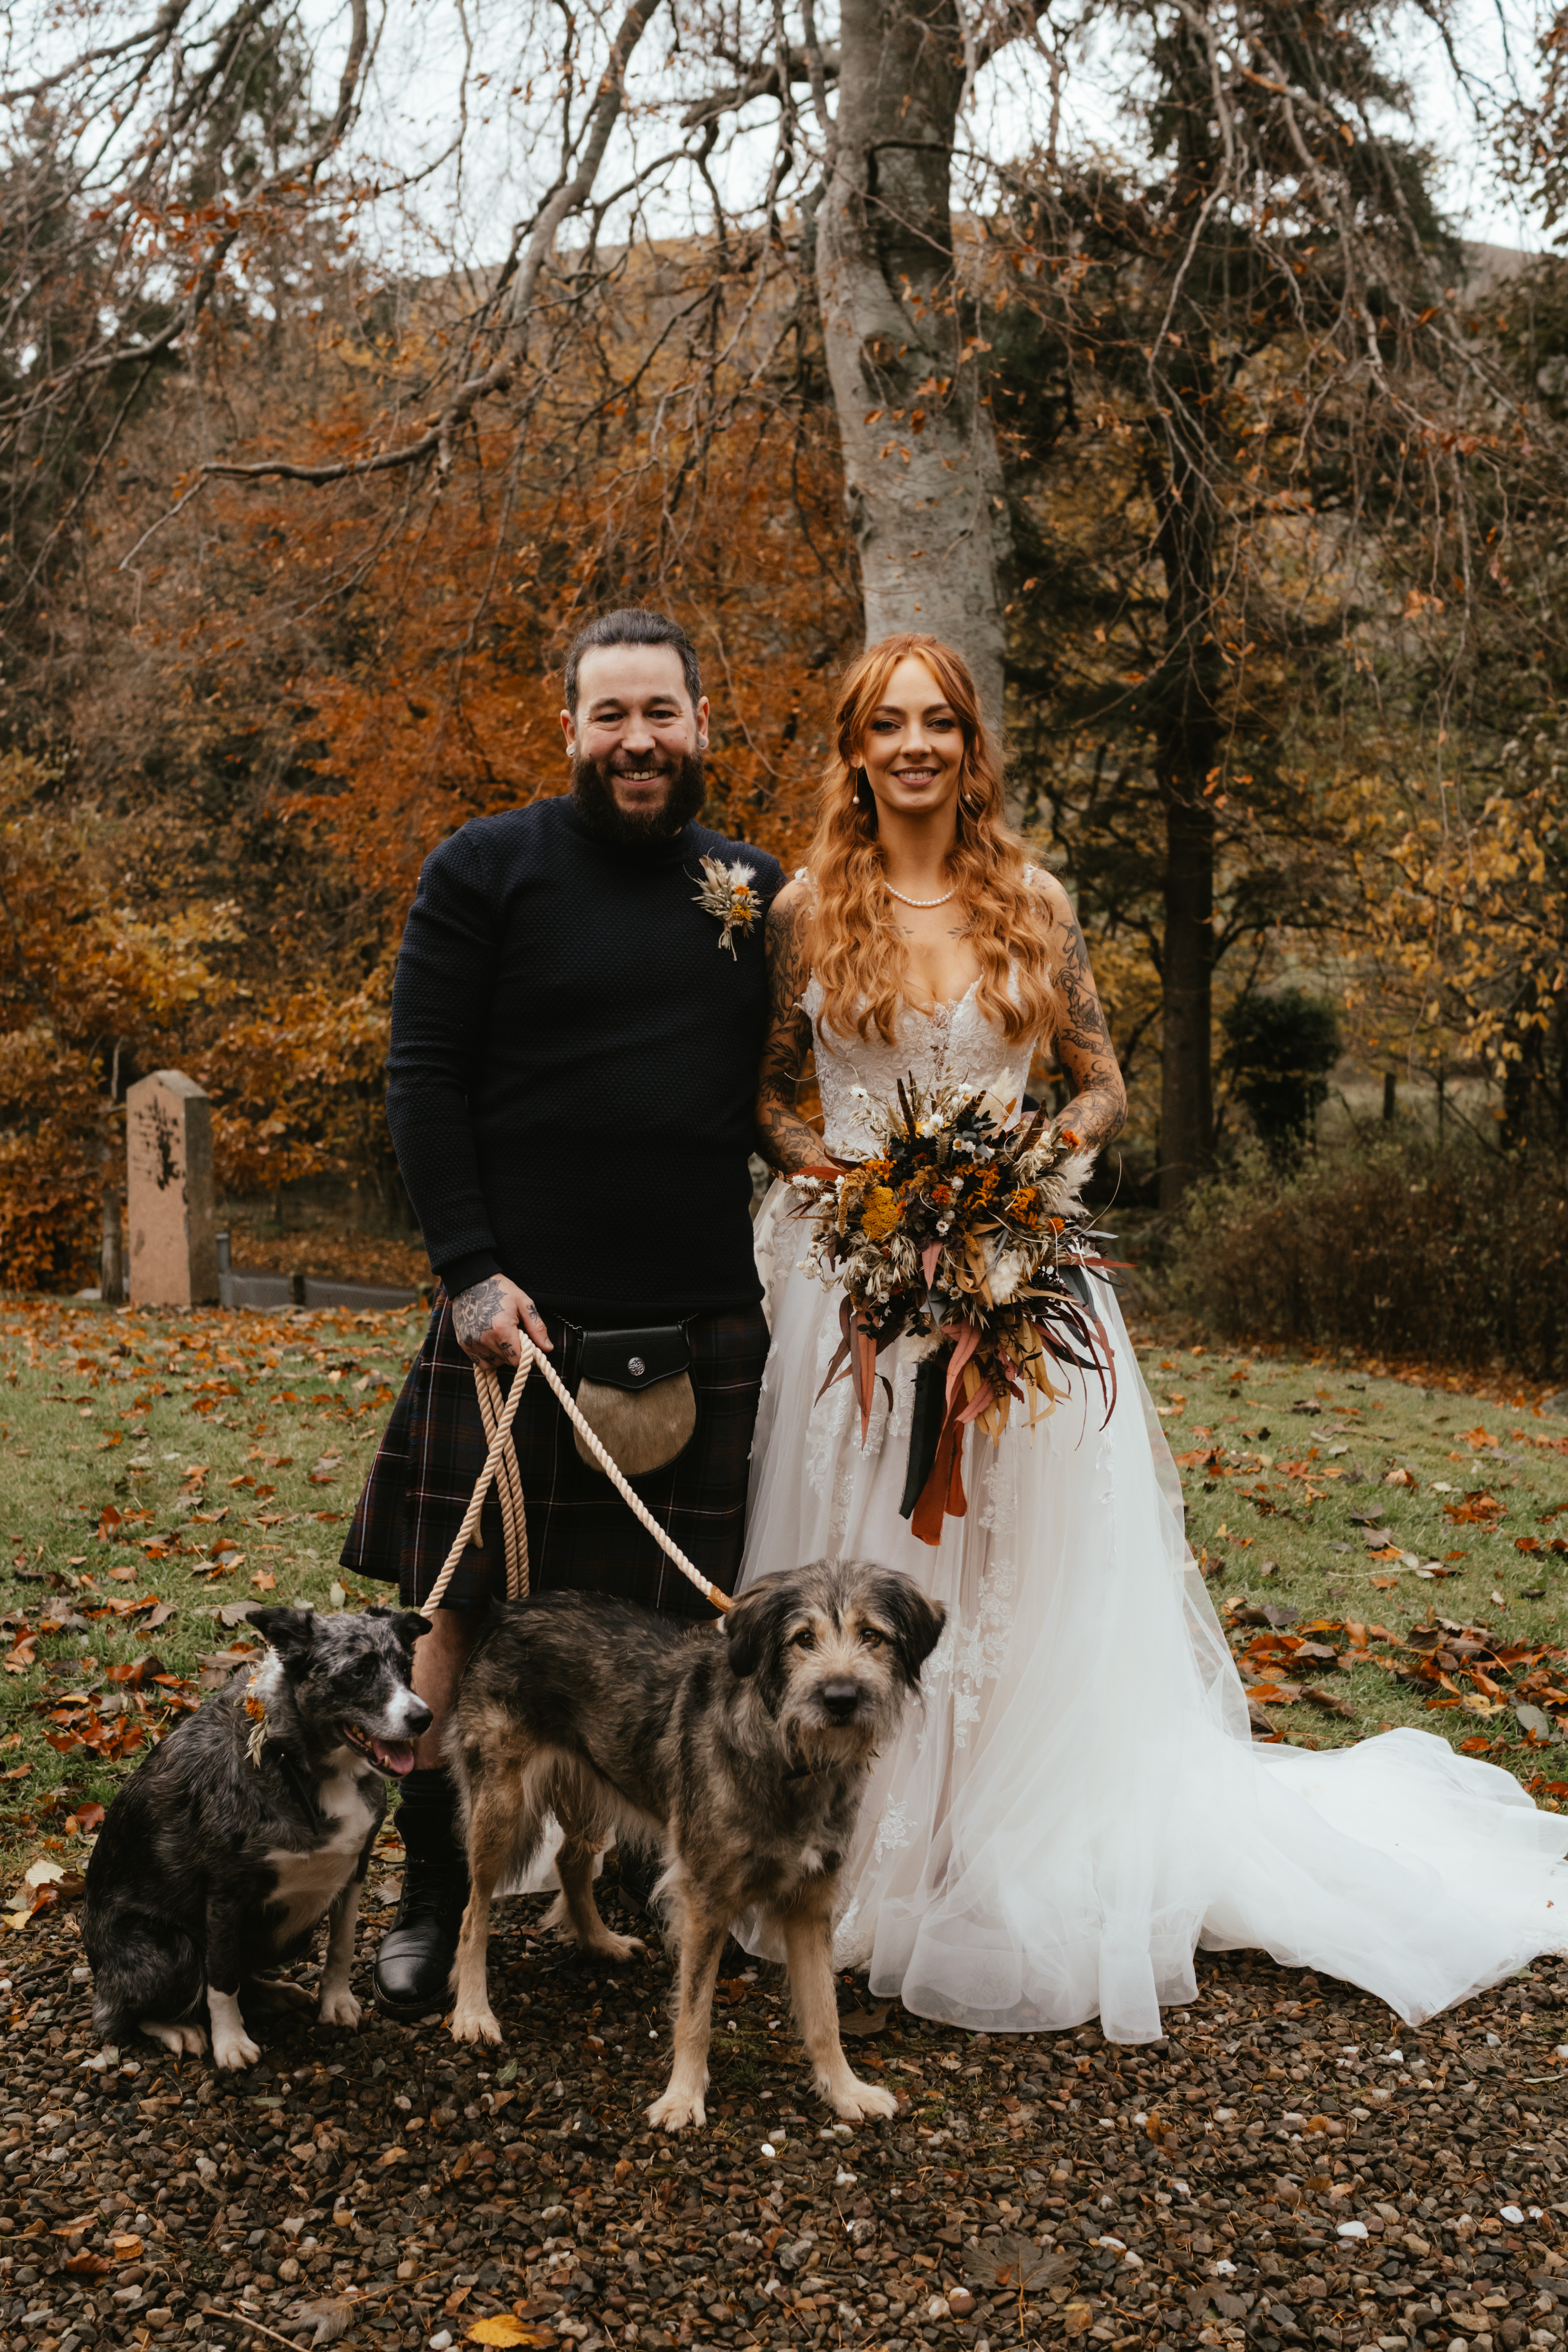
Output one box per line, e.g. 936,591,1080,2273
244,1657,325,1829
244,1661,271,1767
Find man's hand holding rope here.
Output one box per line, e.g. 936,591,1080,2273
452,1274,553,1369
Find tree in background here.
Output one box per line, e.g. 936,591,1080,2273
982,0,1557,1201
0,0,1559,1286
1221,987,1343,1163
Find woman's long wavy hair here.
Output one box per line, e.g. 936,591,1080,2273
806,633,1056,1047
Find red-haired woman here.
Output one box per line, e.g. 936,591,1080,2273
742,632,1568,2046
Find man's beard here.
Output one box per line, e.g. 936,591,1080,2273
570,751,706,851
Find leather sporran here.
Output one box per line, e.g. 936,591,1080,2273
572,1324,695,1478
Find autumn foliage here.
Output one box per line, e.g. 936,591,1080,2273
0,258,858,1288
4,187,1568,1331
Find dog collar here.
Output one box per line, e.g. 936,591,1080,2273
267,1742,326,1834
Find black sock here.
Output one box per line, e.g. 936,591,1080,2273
394,1767,466,1877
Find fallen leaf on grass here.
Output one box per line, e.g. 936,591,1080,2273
250,1569,276,1592
1303,1686,1356,1720
838,2002,891,2038
198,1648,256,1685
107,1654,166,1685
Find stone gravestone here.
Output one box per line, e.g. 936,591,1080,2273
126,1071,220,1308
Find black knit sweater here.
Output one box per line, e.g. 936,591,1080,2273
385,796,784,1322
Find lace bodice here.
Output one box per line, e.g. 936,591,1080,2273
804,976,1039,1158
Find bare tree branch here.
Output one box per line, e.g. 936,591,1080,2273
194,0,667,491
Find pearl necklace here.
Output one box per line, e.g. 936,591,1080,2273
885,883,956,908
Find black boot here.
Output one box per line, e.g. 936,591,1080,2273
374,1768,469,2019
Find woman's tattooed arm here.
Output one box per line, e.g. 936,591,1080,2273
756,882,825,1176
1036,874,1127,1153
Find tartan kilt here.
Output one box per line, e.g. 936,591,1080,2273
341,1294,770,1619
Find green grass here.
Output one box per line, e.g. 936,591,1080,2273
1131,1328,1568,1781
0,1296,427,1888
0,1295,1563,1910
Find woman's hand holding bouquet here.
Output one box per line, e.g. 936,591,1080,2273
789,1076,1117,1543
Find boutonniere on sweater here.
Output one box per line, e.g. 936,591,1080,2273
692,855,760,957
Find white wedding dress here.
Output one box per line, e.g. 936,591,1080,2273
737,972,1568,2043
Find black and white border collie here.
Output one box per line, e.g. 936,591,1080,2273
84,1606,429,2068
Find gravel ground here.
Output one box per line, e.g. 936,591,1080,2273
7,1865,1568,2352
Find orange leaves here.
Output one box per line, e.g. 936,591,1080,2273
1230,1602,1568,1745
1233,1621,1343,1707
1444,1491,1504,1525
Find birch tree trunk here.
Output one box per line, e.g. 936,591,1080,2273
814,0,1012,729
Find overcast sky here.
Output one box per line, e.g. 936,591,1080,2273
337,0,1548,279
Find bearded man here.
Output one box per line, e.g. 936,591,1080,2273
344,608,783,2015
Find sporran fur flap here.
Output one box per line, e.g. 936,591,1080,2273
572,1323,696,1478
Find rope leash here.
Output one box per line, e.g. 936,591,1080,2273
418,1337,732,1620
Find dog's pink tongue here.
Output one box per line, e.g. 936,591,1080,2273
372,1740,417,1776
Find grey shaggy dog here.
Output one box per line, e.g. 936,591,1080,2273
446,1558,945,2130
84,1605,430,2068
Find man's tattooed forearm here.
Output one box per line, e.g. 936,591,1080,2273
453,1278,506,1346
452,1275,536,1367
756,890,825,1176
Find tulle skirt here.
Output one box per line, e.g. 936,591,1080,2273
736,1184,1568,2042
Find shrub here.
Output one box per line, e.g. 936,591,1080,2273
1164,1132,1568,1377
1221,988,1343,1164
